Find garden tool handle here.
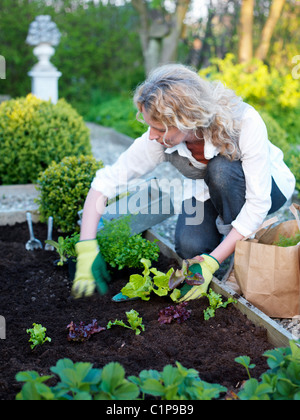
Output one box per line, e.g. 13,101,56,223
26,212,35,239
47,216,53,240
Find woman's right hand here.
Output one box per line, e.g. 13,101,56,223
72,239,110,299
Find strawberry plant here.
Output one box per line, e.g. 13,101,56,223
237,340,300,400
16,359,140,401
107,310,145,335
129,361,227,400
26,323,51,350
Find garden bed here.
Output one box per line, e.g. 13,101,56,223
0,221,274,400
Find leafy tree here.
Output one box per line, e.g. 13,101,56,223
131,0,192,73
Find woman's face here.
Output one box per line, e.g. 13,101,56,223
142,106,188,148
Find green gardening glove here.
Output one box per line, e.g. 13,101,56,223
179,254,219,302
72,240,111,299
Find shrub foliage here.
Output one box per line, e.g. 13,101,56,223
36,155,103,233
0,94,91,185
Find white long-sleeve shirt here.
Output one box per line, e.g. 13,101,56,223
91,103,296,237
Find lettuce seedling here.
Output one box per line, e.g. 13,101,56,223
107,310,145,335
45,237,68,266
158,302,192,325
168,258,205,290
46,233,80,266
121,259,174,301
203,289,237,321
26,323,51,350
67,319,105,342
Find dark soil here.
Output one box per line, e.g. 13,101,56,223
0,222,273,400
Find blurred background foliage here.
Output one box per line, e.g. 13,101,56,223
0,0,299,191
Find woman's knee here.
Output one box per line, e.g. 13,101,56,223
205,155,244,189
175,199,222,259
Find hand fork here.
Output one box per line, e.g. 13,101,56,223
25,212,43,251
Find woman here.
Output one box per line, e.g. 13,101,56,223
72,64,296,300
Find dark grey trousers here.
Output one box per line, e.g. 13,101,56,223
175,155,287,259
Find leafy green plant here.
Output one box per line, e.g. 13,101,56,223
202,289,237,321
16,359,139,401
235,356,256,380
46,233,80,266
237,340,300,400
36,155,103,233
48,217,160,271
273,232,300,247
26,323,51,350
107,310,145,336
120,258,174,301
0,94,91,185
97,217,160,270
15,371,55,401
129,361,227,400
45,237,68,266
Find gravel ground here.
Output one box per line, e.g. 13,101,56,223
1,122,299,340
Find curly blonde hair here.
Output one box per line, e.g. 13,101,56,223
134,64,243,160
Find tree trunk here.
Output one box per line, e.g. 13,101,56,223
132,0,191,74
238,0,255,63
255,0,286,61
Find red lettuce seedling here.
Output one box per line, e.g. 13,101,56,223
158,302,192,325
168,258,205,290
67,319,105,342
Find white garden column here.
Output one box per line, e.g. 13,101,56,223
26,16,62,104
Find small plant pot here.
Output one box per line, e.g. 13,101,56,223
53,258,67,267
68,258,77,282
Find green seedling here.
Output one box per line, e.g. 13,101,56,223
27,323,51,350
202,289,237,321
45,237,68,266
107,310,145,335
235,356,256,380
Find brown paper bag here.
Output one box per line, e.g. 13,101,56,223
234,204,300,318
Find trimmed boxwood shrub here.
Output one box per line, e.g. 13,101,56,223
0,94,91,185
36,155,104,233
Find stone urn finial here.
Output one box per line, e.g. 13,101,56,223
26,15,61,71
26,15,61,47
27,15,62,104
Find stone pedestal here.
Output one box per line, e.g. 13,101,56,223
28,70,61,104
28,42,61,104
